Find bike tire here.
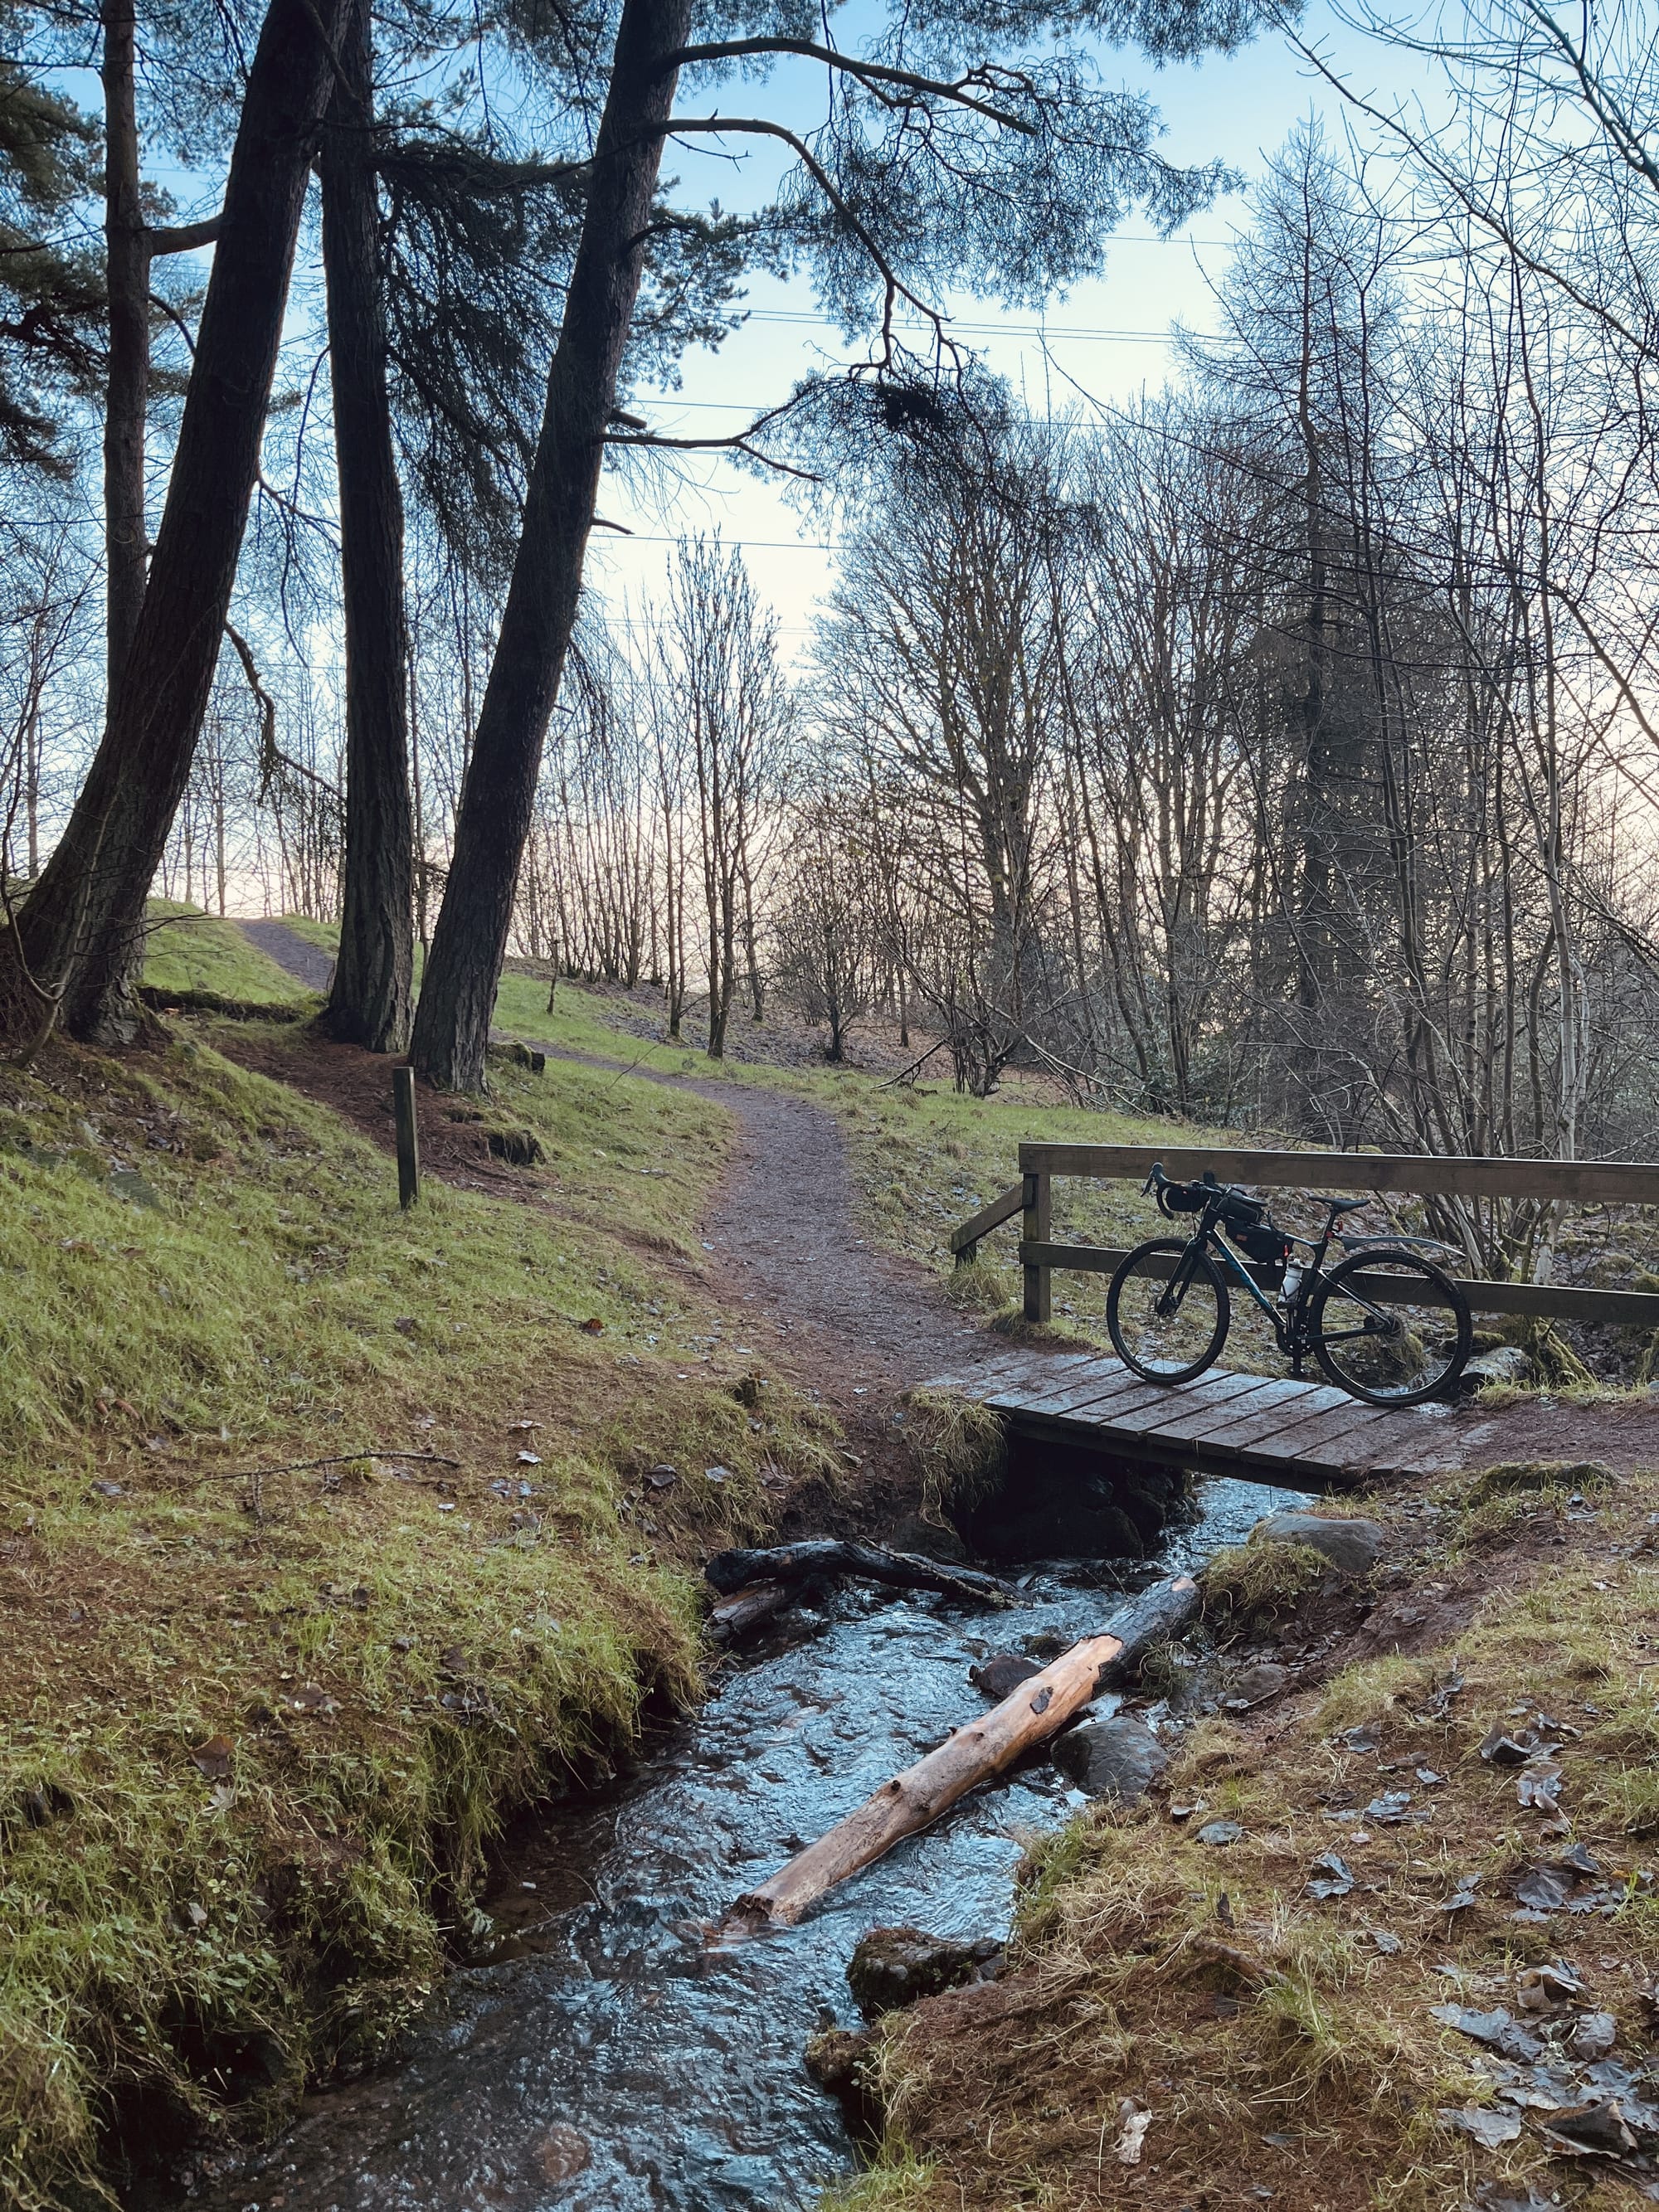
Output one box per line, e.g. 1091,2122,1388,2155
1107,1236,1231,1384
1309,1247,1472,1406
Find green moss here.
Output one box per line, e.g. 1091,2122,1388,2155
0,1028,834,2207
142,902,316,1008
1200,1535,1329,1633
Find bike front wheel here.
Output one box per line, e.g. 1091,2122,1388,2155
1310,1247,1472,1406
1107,1237,1231,1384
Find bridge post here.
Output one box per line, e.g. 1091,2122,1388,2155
1022,1169,1051,1323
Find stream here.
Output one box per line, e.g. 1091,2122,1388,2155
190,1474,1307,2212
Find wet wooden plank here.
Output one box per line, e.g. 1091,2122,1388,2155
1151,1374,1328,1449
1114,1369,1292,1442
925,1349,1089,1400
1199,1383,1380,1457
995,1357,1163,1419
1002,1368,1194,1427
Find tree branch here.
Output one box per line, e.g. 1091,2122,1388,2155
666,38,1036,134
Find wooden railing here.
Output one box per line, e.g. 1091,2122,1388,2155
949,1144,1659,1330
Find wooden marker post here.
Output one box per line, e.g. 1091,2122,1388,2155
393,1065,419,1208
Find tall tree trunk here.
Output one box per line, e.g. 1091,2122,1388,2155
319,0,414,1053
410,0,693,1091
101,0,148,702
1,0,348,1049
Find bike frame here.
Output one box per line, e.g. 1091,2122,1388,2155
1160,1189,1364,1377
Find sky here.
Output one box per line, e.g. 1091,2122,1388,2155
582,2,1437,663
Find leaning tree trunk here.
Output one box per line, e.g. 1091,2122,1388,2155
0,0,348,1048
409,0,694,1091
319,0,415,1053
101,0,149,703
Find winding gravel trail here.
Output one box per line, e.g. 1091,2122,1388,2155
240,919,991,1406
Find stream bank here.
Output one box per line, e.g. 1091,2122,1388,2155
178,1472,1308,2212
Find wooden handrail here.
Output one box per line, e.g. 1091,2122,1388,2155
947,1140,1659,1325
1016,1143,1659,1208
1014,1241,1659,1326
948,1180,1025,1258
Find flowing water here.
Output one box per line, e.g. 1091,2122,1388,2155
190,1475,1307,2212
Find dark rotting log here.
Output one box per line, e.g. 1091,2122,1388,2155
732,1574,1199,1926
703,1539,1014,1607
707,1579,794,1640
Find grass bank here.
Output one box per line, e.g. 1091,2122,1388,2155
837,1461,1659,2210
0,1019,827,2210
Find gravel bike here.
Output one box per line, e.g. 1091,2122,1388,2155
1105,1164,1473,1406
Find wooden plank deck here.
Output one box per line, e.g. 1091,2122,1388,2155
927,1349,1467,1489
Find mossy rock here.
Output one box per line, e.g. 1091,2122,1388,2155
1463,1458,1615,1507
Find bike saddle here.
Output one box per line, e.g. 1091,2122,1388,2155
1316,1194,1370,1216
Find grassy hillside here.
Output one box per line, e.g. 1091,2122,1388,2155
142,902,317,1005
0,1025,826,2210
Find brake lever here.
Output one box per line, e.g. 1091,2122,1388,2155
1141,1162,1164,1198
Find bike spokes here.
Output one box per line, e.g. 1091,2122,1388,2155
1107,1238,1229,1383
1311,1250,1471,1405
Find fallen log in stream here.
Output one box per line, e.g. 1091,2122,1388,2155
733,1573,1199,1926
705,1539,1013,1606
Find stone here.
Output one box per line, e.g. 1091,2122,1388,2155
1224,1660,1290,1709
1463,1345,1537,1388
969,1651,1042,1700
1052,1715,1169,1803
888,1514,968,1563
846,1925,1002,2019
1252,1512,1384,1578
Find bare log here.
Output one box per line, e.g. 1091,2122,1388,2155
704,1539,1012,1607
735,1574,1198,1926
708,1579,793,1640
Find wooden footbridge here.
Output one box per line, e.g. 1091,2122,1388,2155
932,1141,1659,1490
927,1349,1465,1489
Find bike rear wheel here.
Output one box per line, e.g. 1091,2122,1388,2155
1107,1237,1230,1383
1310,1247,1472,1405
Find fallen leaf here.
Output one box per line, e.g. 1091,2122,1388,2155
1570,2011,1618,2060
1516,1959,1587,2010
1429,2004,1544,2062
1440,2105,1523,2147
1518,1762,1564,1813
516,1450,542,1466
1515,1864,1574,1912
191,1734,234,1780
646,1465,679,1490
287,1683,338,1715
1366,1790,1416,1824
1371,1929,1403,1955
1114,2103,1152,2166
1307,1851,1355,1899
1537,2099,1637,2157
1338,1722,1382,1753
579,1317,604,1334
505,1420,540,1432
1481,1723,1543,1767
1199,1820,1243,1847
703,1466,731,1485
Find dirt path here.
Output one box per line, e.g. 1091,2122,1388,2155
236,917,989,1411
240,917,334,990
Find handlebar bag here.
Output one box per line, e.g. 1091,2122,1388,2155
1160,1182,1208,1214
